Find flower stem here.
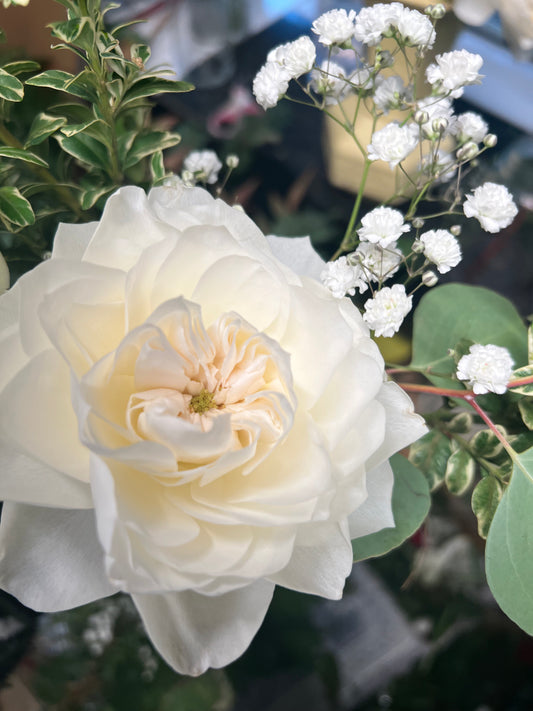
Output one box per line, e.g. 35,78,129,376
331,157,372,260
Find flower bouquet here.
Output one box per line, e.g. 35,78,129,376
0,0,532,704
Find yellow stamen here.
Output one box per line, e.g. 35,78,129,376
189,389,215,414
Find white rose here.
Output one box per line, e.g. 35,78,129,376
0,186,426,676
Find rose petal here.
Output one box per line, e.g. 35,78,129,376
83,186,177,271
0,349,90,481
366,380,428,470
0,445,92,508
132,580,275,675
266,235,325,282
268,520,352,599
52,220,98,260
0,503,117,611
348,459,395,539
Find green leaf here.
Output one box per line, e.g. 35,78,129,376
445,448,476,495
80,185,114,210
25,112,68,147
408,429,452,491
519,398,533,430
55,132,109,171
120,76,193,108
26,69,75,91
445,412,473,434
0,68,24,102
472,476,502,539
124,130,181,169
48,17,91,44
130,43,151,65
470,428,505,459
150,149,165,183
509,365,533,396
0,187,35,227
352,454,430,561
60,118,100,137
486,447,533,633
2,60,41,76
0,146,48,167
528,323,533,363
411,285,528,389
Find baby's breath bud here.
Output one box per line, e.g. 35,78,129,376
181,169,195,186
450,224,462,236
226,154,239,169
430,4,446,19
412,239,424,253
374,50,393,69
414,110,430,125
432,117,448,135
457,142,478,161
483,133,498,148
422,270,439,287
412,217,425,229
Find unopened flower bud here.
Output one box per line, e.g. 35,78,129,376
456,141,478,161
414,110,430,125
412,239,424,253
412,217,425,229
483,133,498,148
181,169,195,185
430,4,446,19
226,154,239,169
422,270,438,287
450,224,462,236
432,117,448,135
374,50,393,68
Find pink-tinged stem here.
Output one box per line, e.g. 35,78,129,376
398,382,514,456
508,375,533,388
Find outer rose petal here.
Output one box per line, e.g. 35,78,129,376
266,235,326,282
52,220,98,260
0,503,118,611
348,460,395,539
132,580,275,676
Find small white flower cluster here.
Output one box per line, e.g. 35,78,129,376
426,49,484,98
139,644,159,682
363,284,413,338
463,182,518,233
83,604,119,656
182,150,222,185
353,2,436,48
457,344,514,395
320,255,366,298
419,229,462,274
253,36,316,109
367,122,419,168
357,206,410,247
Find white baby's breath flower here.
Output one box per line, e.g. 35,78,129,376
463,182,518,233
373,75,408,113
363,284,412,337
357,206,410,247
456,343,514,395
367,122,419,168
311,60,351,103
416,96,455,138
253,61,290,109
353,2,404,45
419,229,462,273
352,242,402,282
267,36,316,79
396,7,436,48
426,49,484,98
320,256,367,297
312,8,356,46
183,150,222,185
452,112,489,143
350,66,373,89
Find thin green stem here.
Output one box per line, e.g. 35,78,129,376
331,157,372,260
